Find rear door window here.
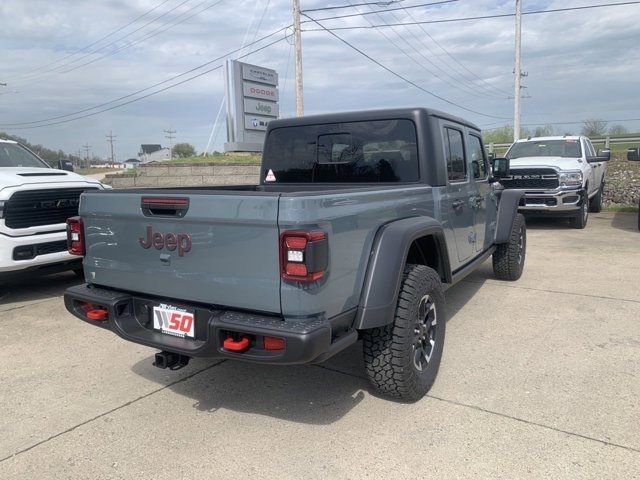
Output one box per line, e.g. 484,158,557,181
444,128,466,182
262,119,419,183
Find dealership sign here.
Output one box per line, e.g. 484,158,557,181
224,60,279,153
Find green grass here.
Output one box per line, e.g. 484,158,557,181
166,154,261,165
602,205,638,212
76,167,119,175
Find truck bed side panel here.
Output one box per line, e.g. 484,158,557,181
80,192,282,313
278,186,437,319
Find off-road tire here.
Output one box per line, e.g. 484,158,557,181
570,192,589,229
493,213,526,281
362,265,446,402
589,182,604,213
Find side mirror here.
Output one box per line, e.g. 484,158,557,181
628,147,640,162
491,157,510,179
58,159,74,172
587,149,610,163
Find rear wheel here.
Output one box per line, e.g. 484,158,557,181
493,213,526,281
362,265,446,402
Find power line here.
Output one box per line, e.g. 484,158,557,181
483,118,640,129
302,1,640,30
345,0,502,100
1,33,288,130
308,0,457,22
12,0,194,84
56,0,225,77
302,15,509,120
361,1,505,99
302,1,404,13
398,5,511,97
0,26,289,127
6,0,174,81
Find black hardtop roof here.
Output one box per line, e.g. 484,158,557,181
266,107,481,131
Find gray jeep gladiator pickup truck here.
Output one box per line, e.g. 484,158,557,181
64,108,525,401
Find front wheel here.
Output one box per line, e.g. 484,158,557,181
362,265,446,402
493,213,526,281
570,192,589,229
589,182,604,213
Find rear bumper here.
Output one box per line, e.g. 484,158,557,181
64,283,356,365
517,187,585,214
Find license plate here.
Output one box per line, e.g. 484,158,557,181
152,304,195,338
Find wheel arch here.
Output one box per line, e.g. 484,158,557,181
354,217,451,330
495,189,524,244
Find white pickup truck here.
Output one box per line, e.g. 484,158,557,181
0,139,108,279
500,136,610,228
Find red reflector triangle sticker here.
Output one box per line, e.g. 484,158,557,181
265,169,276,182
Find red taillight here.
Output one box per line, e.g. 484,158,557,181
264,336,286,350
66,216,85,256
280,230,328,282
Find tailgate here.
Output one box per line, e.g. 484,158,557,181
80,191,281,313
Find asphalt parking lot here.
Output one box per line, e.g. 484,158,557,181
0,212,638,479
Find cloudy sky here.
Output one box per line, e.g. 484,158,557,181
1,0,639,160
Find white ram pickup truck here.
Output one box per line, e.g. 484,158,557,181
501,136,610,228
0,139,108,279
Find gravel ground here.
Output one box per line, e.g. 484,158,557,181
604,154,640,207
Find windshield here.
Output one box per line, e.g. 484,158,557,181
0,143,50,168
262,119,419,183
506,139,582,159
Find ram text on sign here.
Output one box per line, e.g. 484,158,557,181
244,115,272,132
243,98,279,118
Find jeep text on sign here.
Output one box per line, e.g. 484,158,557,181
242,81,279,101
243,98,278,118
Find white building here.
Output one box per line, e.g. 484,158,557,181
139,144,171,164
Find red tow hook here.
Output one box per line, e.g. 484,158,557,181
86,308,108,321
223,336,251,352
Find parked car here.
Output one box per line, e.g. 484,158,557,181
0,139,108,280
64,108,526,401
501,136,610,228
627,147,640,230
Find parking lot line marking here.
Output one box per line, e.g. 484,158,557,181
0,360,226,464
463,279,640,305
312,364,640,455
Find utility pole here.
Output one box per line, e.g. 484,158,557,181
293,0,304,116
513,0,522,143
164,128,176,158
82,143,91,168
106,131,116,165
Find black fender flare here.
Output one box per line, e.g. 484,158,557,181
494,189,524,244
354,217,451,330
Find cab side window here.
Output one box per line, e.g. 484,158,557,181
468,134,488,180
444,127,466,182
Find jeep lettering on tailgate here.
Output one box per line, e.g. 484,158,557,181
139,225,192,256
